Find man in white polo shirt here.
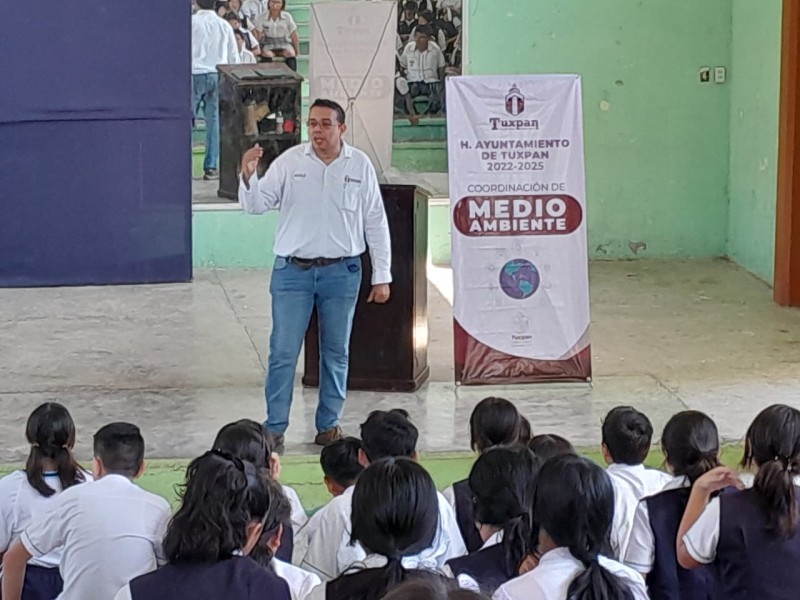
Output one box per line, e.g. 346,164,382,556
239,99,392,452
397,25,446,122
192,0,238,180
1,423,171,600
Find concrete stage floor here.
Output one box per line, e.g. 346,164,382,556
1,260,799,463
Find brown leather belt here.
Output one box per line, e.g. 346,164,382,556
287,256,351,269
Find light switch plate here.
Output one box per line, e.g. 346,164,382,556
714,66,727,84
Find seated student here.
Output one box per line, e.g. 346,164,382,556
0,403,91,600
384,578,491,600
300,409,466,580
409,11,447,52
251,478,321,600
115,450,291,600
444,397,524,553
624,411,721,600
678,404,800,598
322,436,364,497
601,406,673,559
225,11,260,57
309,457,452,600
494,455,648,600
2,423,171,600
527,434,576,462
211,419,306,562
398,2,418,45
446,447,541,594
235,30,258,63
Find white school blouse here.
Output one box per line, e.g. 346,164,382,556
0,470,92,569
273,558,321,600
492,547,648,600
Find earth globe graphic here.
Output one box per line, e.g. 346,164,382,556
499,258,541,300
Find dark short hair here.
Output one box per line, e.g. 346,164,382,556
415,24,434,37
310,98,346,125
360,409,419,462
601,406,654,465
93,422,145,477
197,0,216,9
224,11,240,21
251,478,292,568
402,1,418,12
383,578,491,600
419,11,435,22
528,434,576,462
212,419,273,471
469,397,522,453
321,436,364,488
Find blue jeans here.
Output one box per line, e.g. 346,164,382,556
192,73,219,172
266,257,362,435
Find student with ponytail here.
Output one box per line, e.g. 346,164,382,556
446,447,540,593
494,454,647,600
114,450,291,600
310,457,449,600
0,403,90,599
678,404,800,598
624,410,721,599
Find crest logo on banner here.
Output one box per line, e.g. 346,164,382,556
505,85,525,116
446,75,592,385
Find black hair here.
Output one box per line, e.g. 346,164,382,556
269,0,287,10
660,411,720,484
741,404,800,537
224,11,240,22
528,434,576,462
601,406,654,465
469,397,522,453
382,578,491,600
196,0,217,9
310,98,346,125
164,450,271,563
469,447,541,576
415,24,434,37
402,2,418,12
212,419,273,471
334,457,439,600
418,10,435,23
518,416,532,445
250,478,291,568
25,403,86,498
534,455,634,600
360,409,418,462
321,436,364,488
93,422,145,478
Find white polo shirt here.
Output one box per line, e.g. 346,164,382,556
606,463,675,560
492,547,648,600
0,470,92,569
282,484,308,531
400,41,446,83
273,559,321,600
21,474,171,600
192,9,238,74
254,10,298,47
298,485,466,581
239,142,392,285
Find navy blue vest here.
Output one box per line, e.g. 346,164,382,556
325,567,448,600
129,557,291,600
715,487,800,600
453,479,483,553
447,543,514,593
276,525,293,563
645,487,716,600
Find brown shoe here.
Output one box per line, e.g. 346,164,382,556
314,426,343,447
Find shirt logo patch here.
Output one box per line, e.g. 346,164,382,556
292,172,307,180
344,175,362,184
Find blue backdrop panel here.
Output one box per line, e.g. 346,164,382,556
0,1,191,287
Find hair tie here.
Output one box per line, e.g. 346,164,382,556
31,443,40,448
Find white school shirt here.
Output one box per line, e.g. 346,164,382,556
492,547,648,600
606,463,674,560
400,41,446,83
442,484,455,509
623,476,690,573
283,484,309,531
238,48,257,63
0,470,92,569
21,474,171,600
239,142,393,285
254,11,298,45
192,9,238,74
241,0,267,23
274,558,321,600
299,485,467,581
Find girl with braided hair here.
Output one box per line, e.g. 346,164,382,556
494,454,647,600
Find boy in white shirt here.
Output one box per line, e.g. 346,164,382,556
300,409,467,580
601,406,674,560
2,423,171,600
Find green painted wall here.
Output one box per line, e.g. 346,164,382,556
193,210,279,268
727,0,782,283
466,0,732,259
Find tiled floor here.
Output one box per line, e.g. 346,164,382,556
1,259,799,462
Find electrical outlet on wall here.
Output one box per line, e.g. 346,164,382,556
714,67,727,84
699,67,711,83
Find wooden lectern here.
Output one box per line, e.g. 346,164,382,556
302,185,430,392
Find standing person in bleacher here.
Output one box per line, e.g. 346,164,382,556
192,0,238,181
300,409,466,580
2,424,171,600
397,26,446,123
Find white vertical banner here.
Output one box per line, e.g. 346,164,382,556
309,1,397,177
446,75,592,385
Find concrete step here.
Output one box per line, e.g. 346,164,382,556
393,117,446,142
392,140,448,173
